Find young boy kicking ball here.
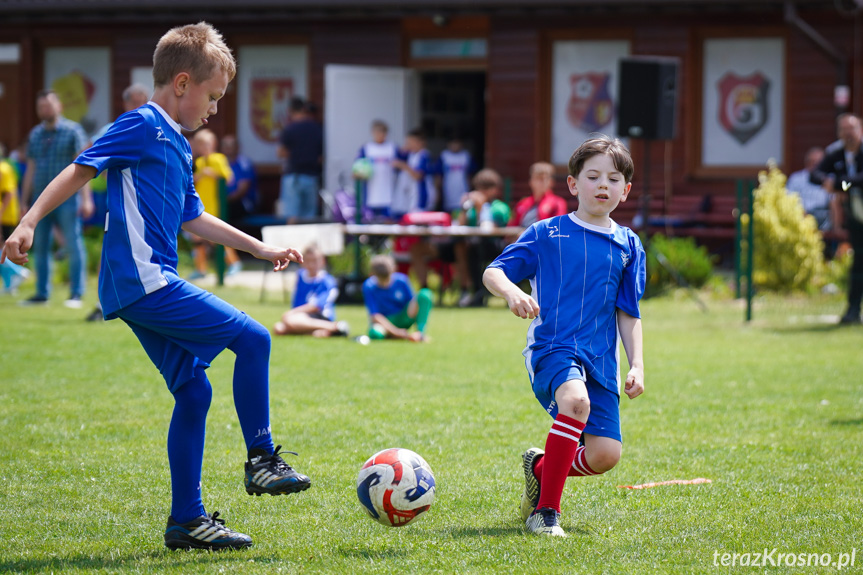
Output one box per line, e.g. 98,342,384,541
2,22,311,550
483,135,646,537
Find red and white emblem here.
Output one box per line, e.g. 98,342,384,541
567,72,614,132
717,72,770,145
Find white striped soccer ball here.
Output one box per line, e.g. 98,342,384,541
356,448,436,527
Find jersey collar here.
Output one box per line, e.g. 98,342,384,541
568,212,616,234
147,102,183,135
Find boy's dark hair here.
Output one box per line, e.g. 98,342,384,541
369,254,395,279
408,127,425,140
472,168,502,191
153,22,236,88
371,120,389,133
568,135,635,183
36,89,56,100
290,97,306,113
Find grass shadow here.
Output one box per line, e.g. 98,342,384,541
442,525,526,539
443,522,602,539
829,418,863,426
339,547,412,560
0,549,279,572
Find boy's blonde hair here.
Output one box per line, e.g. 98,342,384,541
369,254,396,279
302,243,323,259
192,129,217,148
529,162,555,179
153,22,236,88
568,135,634,183
472,168,502,191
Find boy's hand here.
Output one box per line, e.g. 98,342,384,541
255,244,303,272
505,291,540,319
624,366,644,399
0,223,34,265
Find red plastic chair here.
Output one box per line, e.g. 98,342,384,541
392,212,454,303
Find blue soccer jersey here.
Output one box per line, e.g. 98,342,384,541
488,213,646,393
293,268,339,321
363,272,414,317
74,102,203,319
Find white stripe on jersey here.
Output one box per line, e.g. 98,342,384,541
121,167,167,294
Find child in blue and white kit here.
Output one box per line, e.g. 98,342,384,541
484,135,646,538
2,22,311,551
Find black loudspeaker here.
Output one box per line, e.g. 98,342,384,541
617,57,679,140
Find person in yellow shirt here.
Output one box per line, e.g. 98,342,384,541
189,130,242,279
0,143,29,293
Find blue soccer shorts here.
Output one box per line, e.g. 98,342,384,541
115,278,255,393
527,349,622,442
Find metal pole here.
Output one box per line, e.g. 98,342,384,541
353,178,362,279
745,180,755,322
215,178,227,286
734,179,743,299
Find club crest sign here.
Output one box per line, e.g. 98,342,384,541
567,72,614,133
717,72,770,145
250,78,293,143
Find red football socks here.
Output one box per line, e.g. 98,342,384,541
535,414,585,513
569,445,599,476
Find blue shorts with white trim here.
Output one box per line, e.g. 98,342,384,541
114,278,254,393
528,349,622,442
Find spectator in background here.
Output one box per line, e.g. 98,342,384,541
272,244,349,338
438,136,474,214
84,83,152,321
459,168,511,307
810,113,863,324
392,128,436,218
786,147,834,230
278,97,323,222
91,83,150,143
20,90,92,307
355,120,398,221
189,129,242,279
221,134,257,225
510,162,569,228
0,142,29,294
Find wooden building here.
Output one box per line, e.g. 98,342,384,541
1,0,861,238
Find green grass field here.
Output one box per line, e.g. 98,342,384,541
1,284,861,574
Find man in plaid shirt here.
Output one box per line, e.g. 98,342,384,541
21,90,93,307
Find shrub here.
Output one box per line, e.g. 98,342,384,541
645,233,715,296
741,163,824,292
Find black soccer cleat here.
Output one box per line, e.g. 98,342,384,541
164,511,253,550
245,444,312,496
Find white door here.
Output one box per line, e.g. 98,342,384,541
324,64,419,197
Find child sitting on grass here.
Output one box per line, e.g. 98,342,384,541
363,253,432,342
273,243,349,338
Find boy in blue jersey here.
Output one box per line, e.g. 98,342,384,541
1,22,311,551
483,135,646,537
363,254,433,342
273,244,349,338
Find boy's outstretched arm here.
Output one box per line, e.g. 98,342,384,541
483,267,540,319
617,310,644,399
1,162,96,265
182,212,302,271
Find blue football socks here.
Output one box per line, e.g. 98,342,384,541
168,366,211,523
227,320,275,456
